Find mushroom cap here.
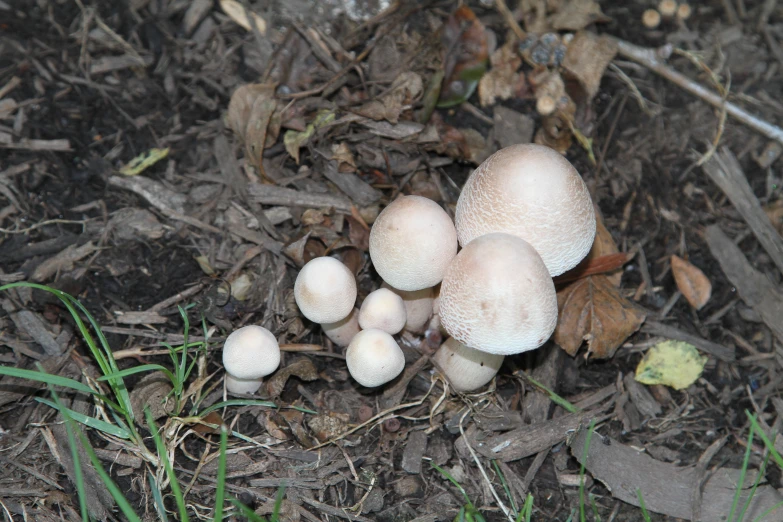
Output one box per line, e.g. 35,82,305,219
455,144,596,277
222,325,281,380
322,307,361,348
225,373,263,394
382,282,435,334
433,337,505,392
369,195,458,291
294,256,357,324
345,329,406,387
358,288,407,335
438,233,558,355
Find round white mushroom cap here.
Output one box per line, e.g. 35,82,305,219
358,288,407,335
225,373,263,394
321,307,361,348
455,143,596,277
381,282,435,334
438,233,558,355
294,256,357,324
345,329,406,387
222,325,281,380
369,195,458,291
433,338,505,392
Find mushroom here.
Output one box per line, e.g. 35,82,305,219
382,282,435,334
369,195,458,291
322,307,361,347
658,0,677,18
642,8,661,28
358,288,407,335
345,329,406,387
222,325,281,394
294,256,357,324
432,337,505,392
454,143,596,277
438,233,558,355
676,3,691,20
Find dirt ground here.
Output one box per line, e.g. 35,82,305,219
2,0,783,521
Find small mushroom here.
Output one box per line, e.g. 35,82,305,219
294,256,357,324
382,282,435,334
658,0,677,18
433,337,505,392
676,3,691,20
345,329,406,387
358,288,407,335
222,325,281,394
369,195,458,291
322,307,361,347
438,233,558,355
642,8,661,28
455,143,596,277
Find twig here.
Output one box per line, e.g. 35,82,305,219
0,218,88,234
614,38,783,145
494,0,526,41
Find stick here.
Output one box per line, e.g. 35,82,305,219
614,39,783,145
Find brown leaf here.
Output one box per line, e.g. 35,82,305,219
555,275,646,359
226,83,274,141
478,40,521,107
308,413,349,442
561,32,617,104
244,94,277,170
548,0,610,31
264,358,319,398
671,255,712,310
559,209,624,287
193,411,224,435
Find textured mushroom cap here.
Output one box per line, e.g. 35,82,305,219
455,144,596,276
225,373,263,394
369,195,458,291
322,307,361,347
358,288,407,335
222,325,281,379
433,338,505,392
294,256,357,324
382,282,435,334
438,233,558,355
345,329,406,387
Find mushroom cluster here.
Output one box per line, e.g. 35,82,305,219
271,143,597,392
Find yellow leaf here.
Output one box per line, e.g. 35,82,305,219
119,147,169,176
635,340,707,390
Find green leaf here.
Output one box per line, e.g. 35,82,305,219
36,398,131,439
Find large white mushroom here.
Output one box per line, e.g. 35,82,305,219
222,325,281,394
369,195,458,291
294,256,357,324
438,233,558,355
455,143,596,277
345,329,406,387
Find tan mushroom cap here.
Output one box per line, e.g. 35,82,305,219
382,282,435,334
433,337,505,392
438,233,558,355
369,195,458,291
455,144,596,277
345,329,406,387
222,325,281,380
322,307,361,348
225,373,263,394
358,288,407,335
294,256,357,324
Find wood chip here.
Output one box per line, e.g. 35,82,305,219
401,430,428,474
31,241,100,282
248,182,353,212
89,54,153,75
642,320,735,361
113,311,167,325
108,175,187,215
0,138,71,151
705,225,783,345
321,159,382,207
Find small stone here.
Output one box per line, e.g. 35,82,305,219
393,475,424,498
401,430,428,474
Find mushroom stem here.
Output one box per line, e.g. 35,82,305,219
225,373,263,394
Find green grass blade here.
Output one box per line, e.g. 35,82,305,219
146,408,189,522
746,411,783,470
636,489,652,522
517,493,533,522
752,500,783,522
270,484,286,522
589,494,601,522
214,424,228,522
227,498,268,522
491,460,518,515
149,471,169,522
177,306,190,384
431,462,473,508
0,366,98,396
35,398,131,439
729,421,756,522
199,400,278,417
97,364,176,384
519,372,579,413
738,450,771,522
579,419,597,522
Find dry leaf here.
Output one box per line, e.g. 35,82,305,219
219,0,267,33
764,199,783,236
226,83,274,140
193,411,224,435
438,5,491,107
555,275,646,359
130,372,175,425
264,358,319,398
671,255,712,310
308,413,349,442
548,0,610,31
245,94,277,169
561,32,618,103
478,40,521,107
356,72,422,123
559,209,624,286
